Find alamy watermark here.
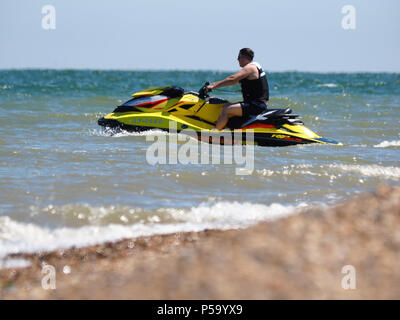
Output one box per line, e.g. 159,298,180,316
41,264,72,290
41,263,56,290
341,265,356,290
145,123,255,175
41,5,56,30
341,5,356,30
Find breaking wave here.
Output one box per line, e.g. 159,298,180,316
0,201,307,265
374,140,400,148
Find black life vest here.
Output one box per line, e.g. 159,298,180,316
240,62,269,102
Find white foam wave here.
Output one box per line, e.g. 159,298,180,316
89,128,168,137
165,201,303,225
0,258,31,270
256,164,318,177
374,140,400,148
0,201,304,264
256,163,400,180
317,83,338,88
328,164,400,179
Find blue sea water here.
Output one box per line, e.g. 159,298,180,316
0,70,399,260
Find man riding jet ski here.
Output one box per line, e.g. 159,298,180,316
206,48,269,131
98,49,341,147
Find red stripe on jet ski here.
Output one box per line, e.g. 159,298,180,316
283,137,303,142
241,124,275,130
135,99,169,108
150,99,170,109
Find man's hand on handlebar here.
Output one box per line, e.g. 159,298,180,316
206,83,216,92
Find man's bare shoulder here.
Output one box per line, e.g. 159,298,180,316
242,63,258,70
242,63,258,79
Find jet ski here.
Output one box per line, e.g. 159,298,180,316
98,82,341,147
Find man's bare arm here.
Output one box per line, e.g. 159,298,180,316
207,66,253,90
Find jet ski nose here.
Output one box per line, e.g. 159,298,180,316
98,117,120,128
98,117,107,126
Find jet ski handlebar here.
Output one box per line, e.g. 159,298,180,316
198,82,210,100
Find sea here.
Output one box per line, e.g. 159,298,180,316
0,70,399,266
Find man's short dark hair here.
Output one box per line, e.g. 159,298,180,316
239,48,254,61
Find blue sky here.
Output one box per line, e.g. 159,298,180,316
1,0,399,72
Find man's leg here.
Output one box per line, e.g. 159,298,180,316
214,103,243,130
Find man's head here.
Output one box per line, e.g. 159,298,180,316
237,48,254,67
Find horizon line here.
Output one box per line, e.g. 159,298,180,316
0,67,399,74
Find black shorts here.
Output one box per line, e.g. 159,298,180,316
240,100,268,118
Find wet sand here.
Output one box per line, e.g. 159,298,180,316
1,184,399,299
